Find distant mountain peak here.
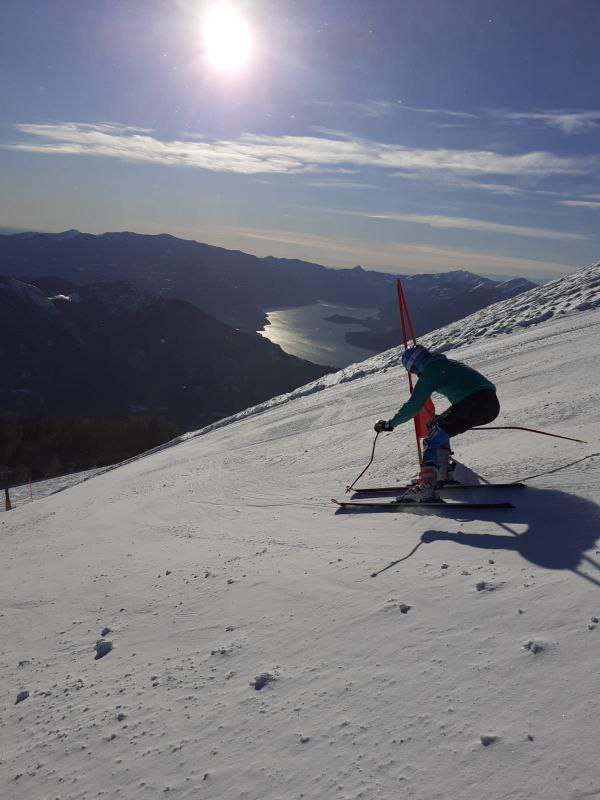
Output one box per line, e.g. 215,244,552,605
497,277,537,289
55,229,82,240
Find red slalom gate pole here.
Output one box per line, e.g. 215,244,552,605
396,279,423,463
399,284,418,345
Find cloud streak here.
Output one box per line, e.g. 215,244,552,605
309,99,401,118
315,208,588,241
307,100,600,136
5,122,592,179
309,100,477,120
499,110,600,134
367,212,588,241
396,103,477,120
560,200,600,209
305,179,383,190
390,170,525,196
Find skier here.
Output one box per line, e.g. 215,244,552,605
374,345,499,501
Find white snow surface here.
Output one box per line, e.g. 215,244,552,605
2,263,600,800
3,469,100,509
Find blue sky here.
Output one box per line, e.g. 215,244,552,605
1,0,599,280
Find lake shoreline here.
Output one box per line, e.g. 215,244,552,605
258,301,380,368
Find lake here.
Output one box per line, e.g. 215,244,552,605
258,302,379,368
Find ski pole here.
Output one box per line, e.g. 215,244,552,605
346,432,380,492
472,426,587,444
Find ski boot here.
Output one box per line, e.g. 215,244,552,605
397,465,440,503
436,447,457,486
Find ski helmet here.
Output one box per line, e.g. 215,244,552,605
401,344,430,374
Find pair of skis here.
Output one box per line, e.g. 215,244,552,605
332,481,526,511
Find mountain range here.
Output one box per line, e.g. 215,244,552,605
0,230,540,438
0,275,331,429
0,231,537,342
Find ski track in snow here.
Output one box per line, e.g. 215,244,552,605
1,265,600,799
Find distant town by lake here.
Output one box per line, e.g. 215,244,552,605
258,302,379,368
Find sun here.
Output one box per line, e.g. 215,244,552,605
203,2,253,73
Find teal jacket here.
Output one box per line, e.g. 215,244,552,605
390,353,496,427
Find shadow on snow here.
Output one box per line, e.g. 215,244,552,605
419,486,600,586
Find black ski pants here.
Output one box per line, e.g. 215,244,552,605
435,389,500,437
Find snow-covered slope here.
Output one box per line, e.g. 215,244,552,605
4,469,101,507
2,264,600,800
424,261,600,352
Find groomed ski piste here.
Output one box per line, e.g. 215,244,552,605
2,263,600,800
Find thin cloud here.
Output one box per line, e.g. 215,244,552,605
456,181,523,196
560,200,600,209
310,99,477,120
372,212,587,241
5,122,592,178
431,123,469,129
309,99,401,118
305,179,383,190
397,103,477,120
308,127,357,140
391,171,524,195
498,110,600,134
316,208,588,241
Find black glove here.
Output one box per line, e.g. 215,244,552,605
374,419,394,433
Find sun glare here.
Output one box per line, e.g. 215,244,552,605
203,2,252,73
